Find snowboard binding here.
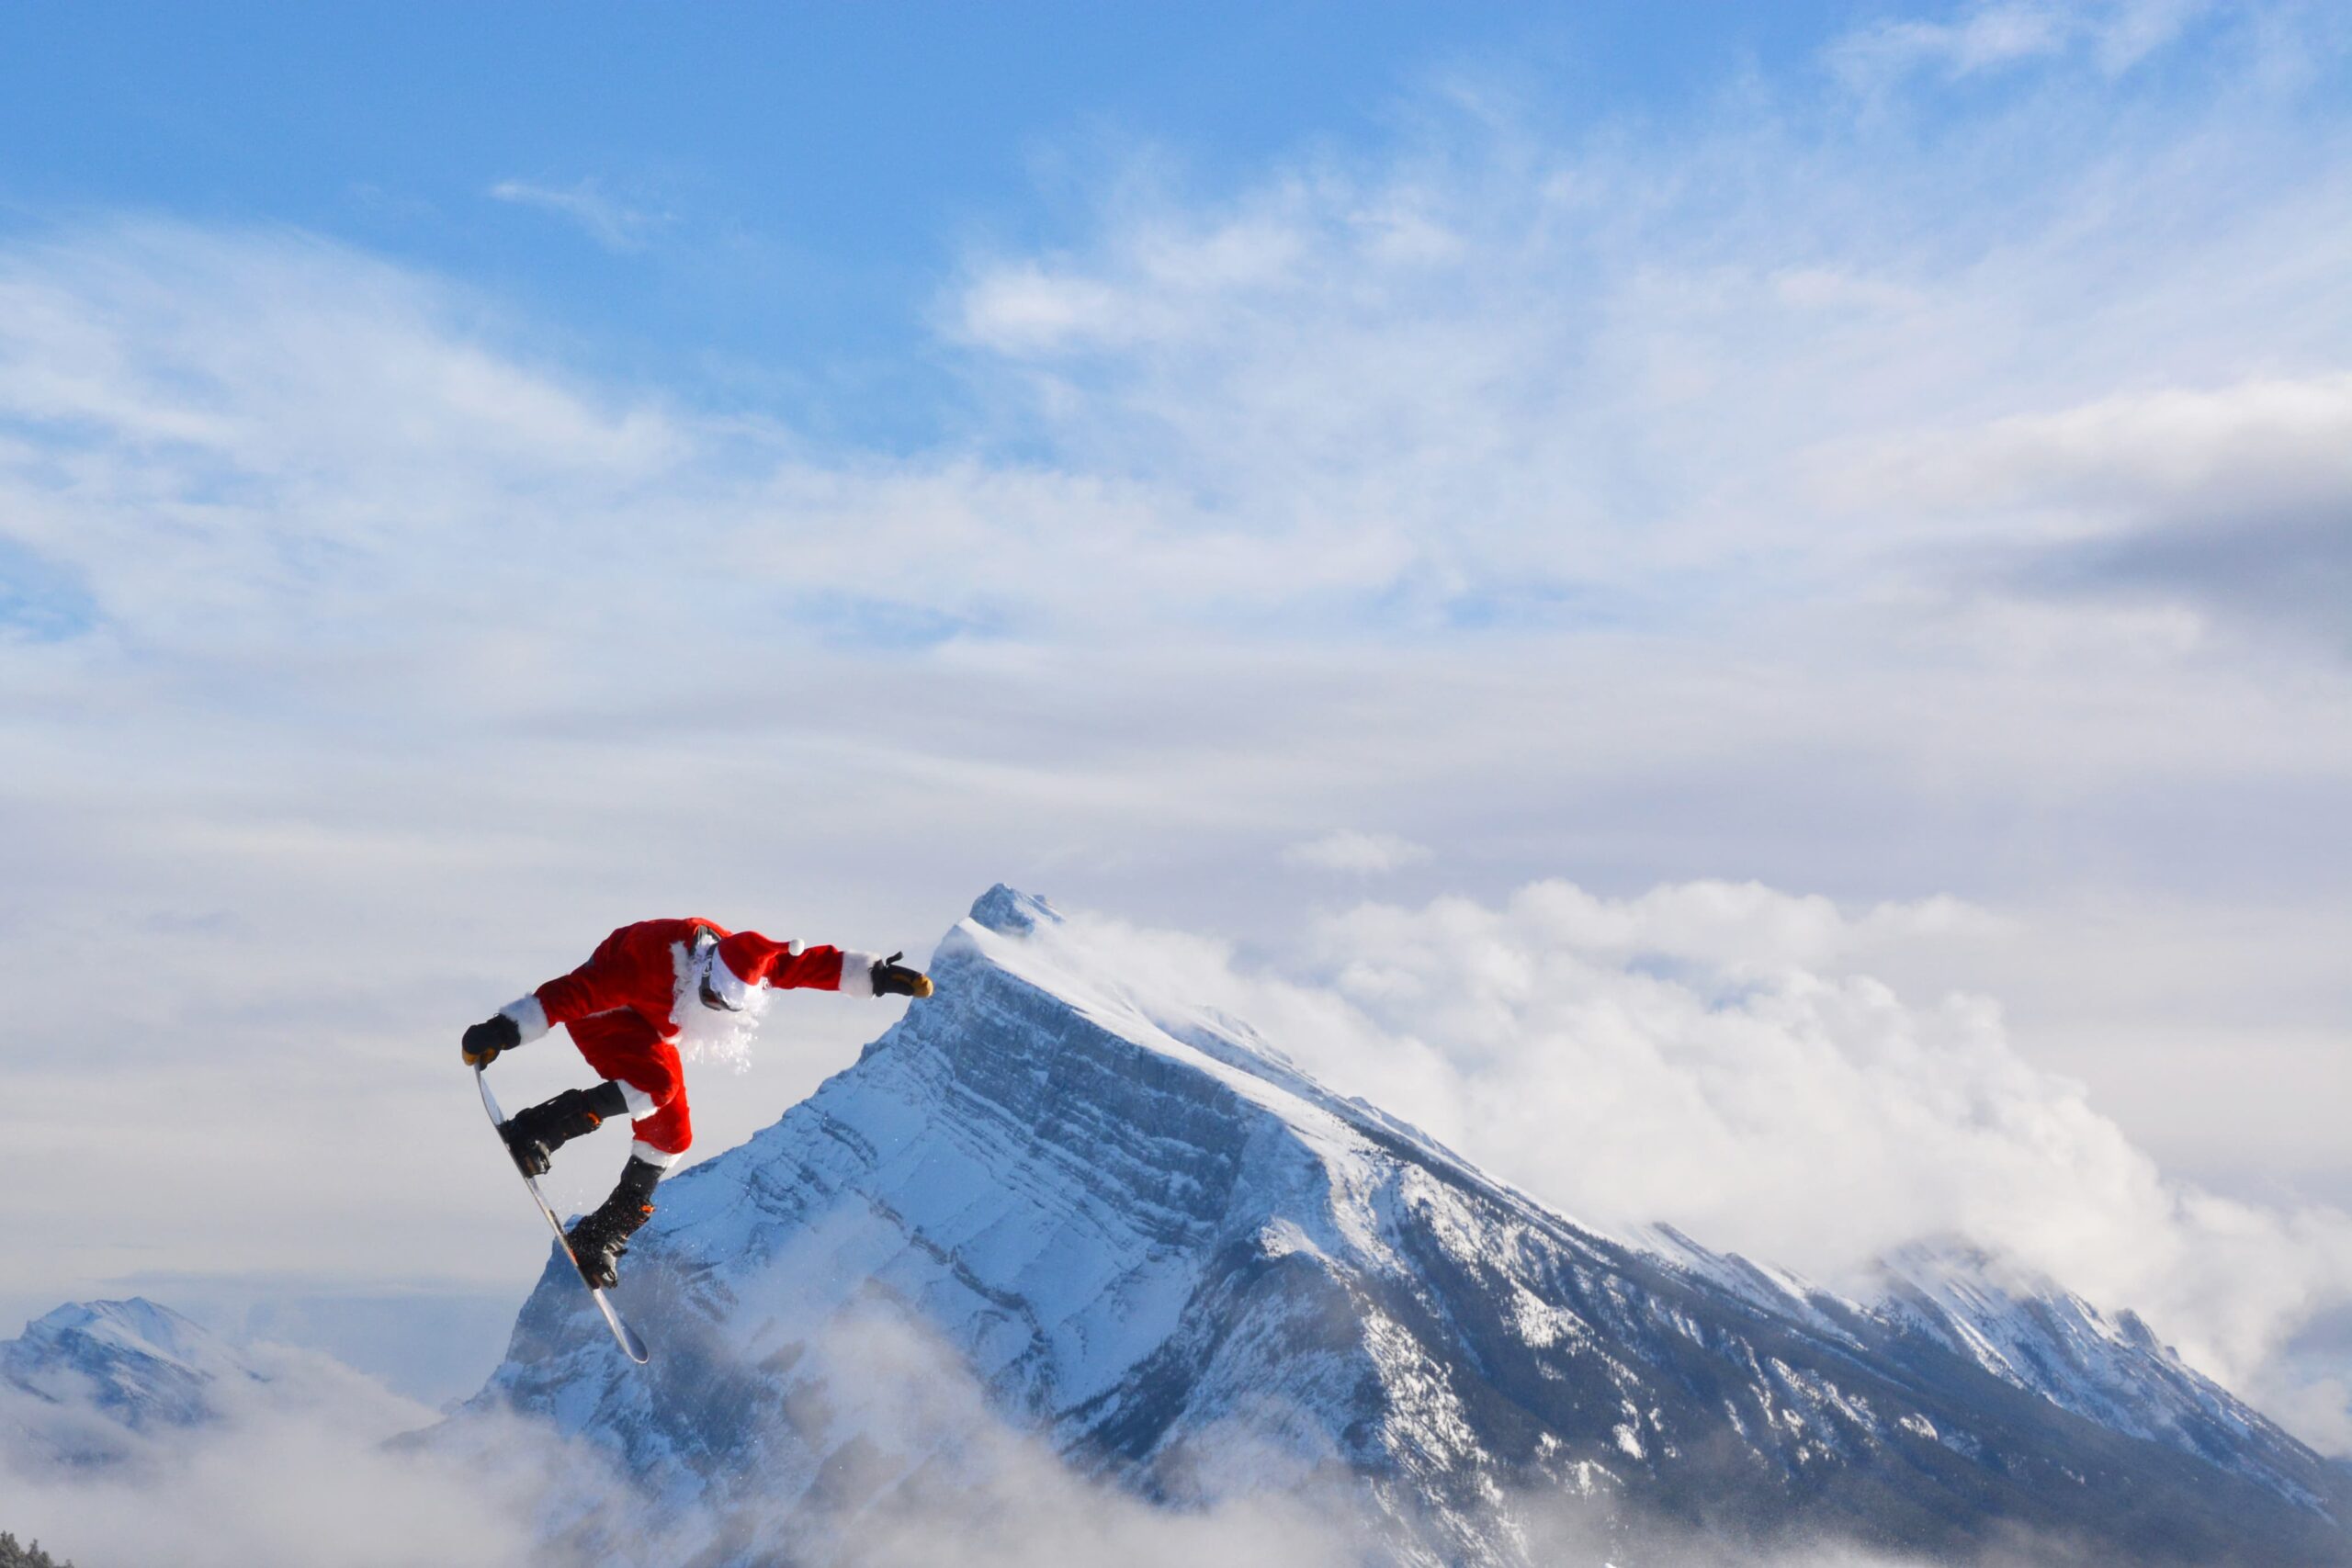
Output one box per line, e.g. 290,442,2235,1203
499,1082,628,1178
565,1156,663,1290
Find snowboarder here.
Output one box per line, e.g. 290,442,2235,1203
460,919,933,1288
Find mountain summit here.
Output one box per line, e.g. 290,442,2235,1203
460,887,2352,1565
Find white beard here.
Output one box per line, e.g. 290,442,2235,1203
671,974,768,1073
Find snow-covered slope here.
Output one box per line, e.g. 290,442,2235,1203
458,887,2352,1566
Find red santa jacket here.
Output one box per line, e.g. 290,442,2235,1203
498,917,881,1049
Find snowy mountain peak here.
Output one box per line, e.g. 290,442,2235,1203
967,882,1063,935
940,886,1329,1113
2,1297,253,1444
18,1299,215,1370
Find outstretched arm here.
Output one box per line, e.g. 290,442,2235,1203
752,941,933,999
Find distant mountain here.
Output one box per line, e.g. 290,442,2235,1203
1872,1237,2332,1506
0,1299,259,1466
457,886,2352,1566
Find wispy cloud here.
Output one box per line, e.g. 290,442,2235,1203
487,176,664,251
1281,829,1431,875
1826,0,2214,90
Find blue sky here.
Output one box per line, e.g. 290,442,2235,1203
4,0,1866,446
3,0,2350,1440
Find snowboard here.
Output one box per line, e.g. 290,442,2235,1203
475,1066,650,1365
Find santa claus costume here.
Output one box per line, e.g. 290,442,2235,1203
460,917,933,1287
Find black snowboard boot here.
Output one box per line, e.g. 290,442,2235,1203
499,1081,629,1179
566,1156,662,1290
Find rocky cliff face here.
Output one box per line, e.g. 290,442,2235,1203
460,887,2352,1566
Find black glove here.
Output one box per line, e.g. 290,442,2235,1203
462,1012,521,1068
870,952,933,999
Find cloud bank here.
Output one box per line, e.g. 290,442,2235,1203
0,1345,564,1568
0,1303,1973,1568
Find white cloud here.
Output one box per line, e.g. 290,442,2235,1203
487,177,664,251
1847,373,2352,521
956,215,1308,355
959,264,1139,353
1280,829,1431,875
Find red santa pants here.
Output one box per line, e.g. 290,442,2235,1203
565,1012,692,1168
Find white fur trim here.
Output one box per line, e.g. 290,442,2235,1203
628,1140,682,1169
500,994,550,1043
617,1079,661,1119
836,950,882,998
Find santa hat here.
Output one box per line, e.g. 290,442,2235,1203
705,931,803,1010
